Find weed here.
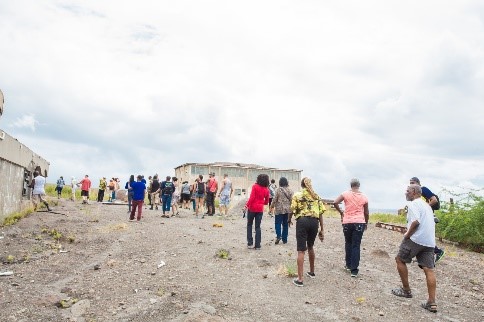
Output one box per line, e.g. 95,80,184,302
67,235,76,243
277,261,297,277
217,249,230,259
369,213,406,224
49,229,62,241
6,255,15,263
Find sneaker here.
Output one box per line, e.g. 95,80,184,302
293,279,303,287
275,238,281,245
247,245,254,249
306,272,315,278
254,247,261,250
435,249,445,263
344,266,351,272
351,272,358,278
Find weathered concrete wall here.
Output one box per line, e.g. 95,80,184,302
0,129,50,221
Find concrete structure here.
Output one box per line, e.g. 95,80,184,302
0,129,50,220
174,162,302,200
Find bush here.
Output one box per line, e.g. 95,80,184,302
436,192,484,251
369,213,406,224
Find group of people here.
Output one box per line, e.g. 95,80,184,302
244,174,442,313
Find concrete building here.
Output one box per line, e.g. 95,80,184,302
174,162,302,200
0,129,50,221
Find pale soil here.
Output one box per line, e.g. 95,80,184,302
1,199,483,322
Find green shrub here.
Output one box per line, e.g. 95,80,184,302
369,213,406,224
2,207,34,226
436,192,484,250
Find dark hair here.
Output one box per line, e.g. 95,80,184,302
256,174,270,187
172,177,178,182
271,179,275,183
166,176,171,180
129,174,135,183
279,177,288,187
199,174,203,180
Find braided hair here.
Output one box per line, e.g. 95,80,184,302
301,177,320,200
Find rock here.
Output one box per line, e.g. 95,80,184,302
379,311,384,316
150,298,157,304
71,299,90,317
93,264,101,270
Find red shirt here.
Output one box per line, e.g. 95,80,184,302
80,178,91,191
246,183,269,212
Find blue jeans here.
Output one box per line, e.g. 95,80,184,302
274,213,289,243
162,194,172,213
247,211,263,248
343,223,366,274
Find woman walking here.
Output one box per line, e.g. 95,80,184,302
333,178,369,278
270,177,294,244
125,175,135,213
245,174,270,250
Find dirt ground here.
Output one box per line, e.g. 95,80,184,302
1,199,483,322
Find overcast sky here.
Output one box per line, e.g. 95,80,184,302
1,0,483,210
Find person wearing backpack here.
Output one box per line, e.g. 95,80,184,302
56,176,65,199
409,177,445,263
193,175,206,218
160,176,174,217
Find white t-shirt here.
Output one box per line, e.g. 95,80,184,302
32,175,46,195
406,198,436,247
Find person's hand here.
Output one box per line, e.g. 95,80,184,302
288,220,293,227
318,230,324,241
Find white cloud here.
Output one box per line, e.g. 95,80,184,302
10,114,39,131
1,0,483,209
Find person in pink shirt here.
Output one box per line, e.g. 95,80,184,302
333,178,369,277
245,174,270,250
79,175,92,204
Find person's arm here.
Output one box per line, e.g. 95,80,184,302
318,213,324,241
364,203,369,224
428,195,438,208
270,189,279,212
404,220,420,239
333,194,344,222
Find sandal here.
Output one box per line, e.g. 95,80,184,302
391,287,413,298
421,302,437,313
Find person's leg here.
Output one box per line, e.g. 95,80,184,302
246,211,255,246
395,256,411,291
282,213,289,243
166,195,172,213
350,224,364,275
422,267,437,303
308,247,315,274
274,214,282,241
161,195,167,214
137,200,143,220
343,224,352,269
296,251,305,282
128,193,132,212
255,212,263,248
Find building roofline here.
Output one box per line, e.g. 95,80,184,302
174,162,302,172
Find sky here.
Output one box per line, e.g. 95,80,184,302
1,0,483,210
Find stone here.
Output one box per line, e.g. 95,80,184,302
71,299,91,317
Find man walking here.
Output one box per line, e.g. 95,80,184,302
97,177,107,202
409,177,445,263
160,176,174,217
55,176,65,199
392,184,438,313
71,176,78,201
79,175,92,204
31,171,51,211
129,175,146,221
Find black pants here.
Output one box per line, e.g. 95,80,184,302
206,191,215,214
97,189,105,202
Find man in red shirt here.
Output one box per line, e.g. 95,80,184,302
79,175,92,204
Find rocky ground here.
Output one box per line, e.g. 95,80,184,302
1,199,483,322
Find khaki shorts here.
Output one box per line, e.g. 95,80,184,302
151,193,160,205
32,194,47,206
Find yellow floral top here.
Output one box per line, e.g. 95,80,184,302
290,189,326,219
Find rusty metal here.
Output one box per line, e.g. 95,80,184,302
375,222,407,234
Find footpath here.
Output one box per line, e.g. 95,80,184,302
0,200,483,321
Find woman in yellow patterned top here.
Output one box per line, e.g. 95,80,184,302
289,177,325,287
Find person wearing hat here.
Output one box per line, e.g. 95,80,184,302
409,177,445,263
333,178,369,278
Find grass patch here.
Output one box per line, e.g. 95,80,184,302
2,207,35,226
216,249,230,259
99,223,128,233
277,261,297,277
369,213,406,224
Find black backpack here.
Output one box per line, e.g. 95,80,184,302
197,182,205,194
163,181,174,195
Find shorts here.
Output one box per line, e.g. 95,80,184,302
295,216,319,252
219,194,230,206
195,192,205,199
181,193,191,202
397,238,435,269
32,194,47,205
81,190,89,197
151,192,160,204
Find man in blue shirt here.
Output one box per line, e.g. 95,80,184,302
409,177,445,263
129,175,146,222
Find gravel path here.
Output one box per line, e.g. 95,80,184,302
1,200,483,321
